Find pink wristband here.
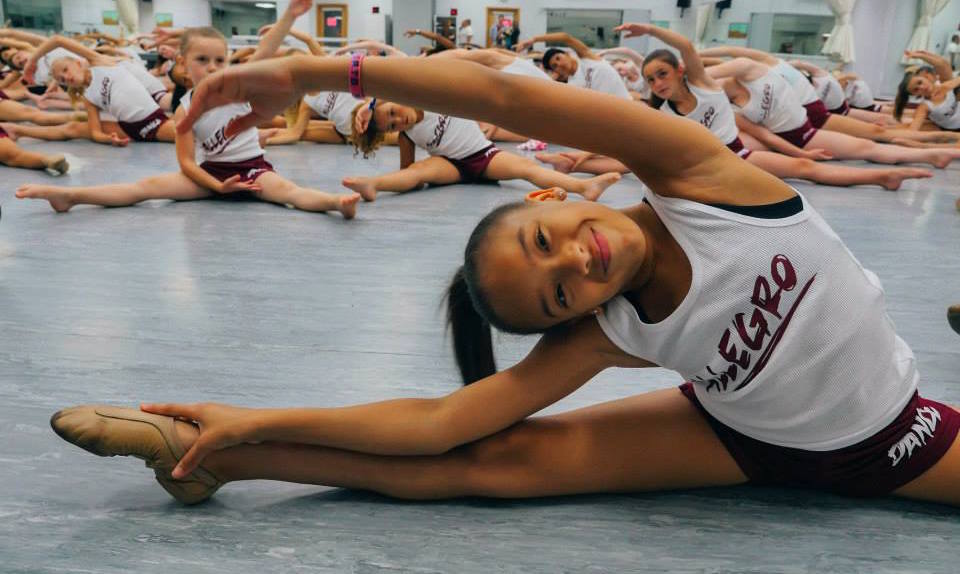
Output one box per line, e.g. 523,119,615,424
349,53,365,99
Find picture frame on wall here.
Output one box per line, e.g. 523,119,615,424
102,10,119,26
728,22,749,39
155,13,174,28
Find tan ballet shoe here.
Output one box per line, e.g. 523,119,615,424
50,405,223,505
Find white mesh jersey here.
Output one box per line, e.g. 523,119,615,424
597,191,918,450
35,48,82,85
659,83,740,146
772,60,819,105
83,65,161,122
811,75,846,110
303,91,362,137
844,79,875,108
404,111,491,160
735,71,809,133
118,59,168,101
501,57,550,80
923,89,960,130
568,56,632,100
180,90,263,164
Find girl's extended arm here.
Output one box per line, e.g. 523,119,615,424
265,99,311,144
0,29,47,46
25,35,108,81
0,37,34,50
250,0,311,62
908,104,930,131
147,317,649,478
617,23,716,90
334,40,404,57
83,99,128,146
704,57,767,82
904,50,953,81
595,46,644,67
0,71,20,89
182,55,796,206
287,28,326,56
518,32,595,59
405,29,456,50
789,60,826,77
173,106,230,191
699,45,778,66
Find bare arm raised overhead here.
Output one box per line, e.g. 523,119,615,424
616,22,717,90
515,32,595,59
699,45,778,66
249,0,312,62
903,50,953,81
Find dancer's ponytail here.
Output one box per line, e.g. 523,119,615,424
894,71,914,122
446,267,496,384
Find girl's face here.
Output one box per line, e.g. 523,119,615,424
181,37,229,86
476,201,648,331
642,59,683,101
907,74,934,98
547,52,577,82
613,60,639,82
51,58,88,88
373,102,420,132
12,50,30,70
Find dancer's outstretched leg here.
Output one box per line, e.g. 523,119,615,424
483,152,621,201
16,172,210,212
255,172,361,218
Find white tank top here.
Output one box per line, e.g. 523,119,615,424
735,71,809,133
404,111,491,160
35,48,81,85
772,60,819,105
501,57,550,81
811,75,845,110
83,65,161,123
303,91,362,137
180,90,264,164
844,79,874,108
118,59,168,100
659,83,740,146
597,191,918,450
924,89,960,130
568,56,632,100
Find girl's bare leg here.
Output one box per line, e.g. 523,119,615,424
536,151,632,176
342,156,463,200
846,108,899,127
254,171,360,218
0,100,81,125
823,114,960,144
746,151,932,190
16,172,210,212
0,120,91,142
482,151,621,201
198,388,748,499
808,130,960,168
0,138,67,173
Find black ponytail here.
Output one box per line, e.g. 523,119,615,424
642,49,680,110
444,201,541,385
446,268,496,384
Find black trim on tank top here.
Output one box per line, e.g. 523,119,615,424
641,195,803,219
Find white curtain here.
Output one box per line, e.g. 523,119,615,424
901,0,951,64
694,2,714,50
116,0,139,35
820,0,858,63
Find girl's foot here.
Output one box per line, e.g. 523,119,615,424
580,172,622,202
43,155,69,177
881,168,932,191
0,122,20,141
342,177,378,202
535,152,574,174
338,193,361,219
50,405,222,504
16,184,75,212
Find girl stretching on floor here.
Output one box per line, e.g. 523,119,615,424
342,97,621,202
896,51,960,132
50,52,960,508
538,24,931,190
17,5,359,218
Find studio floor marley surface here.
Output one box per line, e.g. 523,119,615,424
1,137,959,574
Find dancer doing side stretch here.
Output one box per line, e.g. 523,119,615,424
17,4,360,217
896,50,960,132
48,54,960,508
342,97,621,202
515,33,631,99
537,24,931,190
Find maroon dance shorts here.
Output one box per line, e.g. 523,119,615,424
200,155,275,200
680,383,960,497
830,101,851,116
118,108,169,142
448,144,501,182
803,99,831,129
0,90,9,101
726,136,752,160
775,119,819,149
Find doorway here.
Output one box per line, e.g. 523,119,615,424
317,3,349,38
486,7,519,49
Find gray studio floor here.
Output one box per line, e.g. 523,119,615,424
1,136,959,574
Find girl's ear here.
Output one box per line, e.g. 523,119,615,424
525,187,568,204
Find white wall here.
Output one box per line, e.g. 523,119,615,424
61,0,123,34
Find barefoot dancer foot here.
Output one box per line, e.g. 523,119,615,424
16,184,76,212
881,168,933,191
341,177,378,202
338,192,361,219
579,172,622,201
